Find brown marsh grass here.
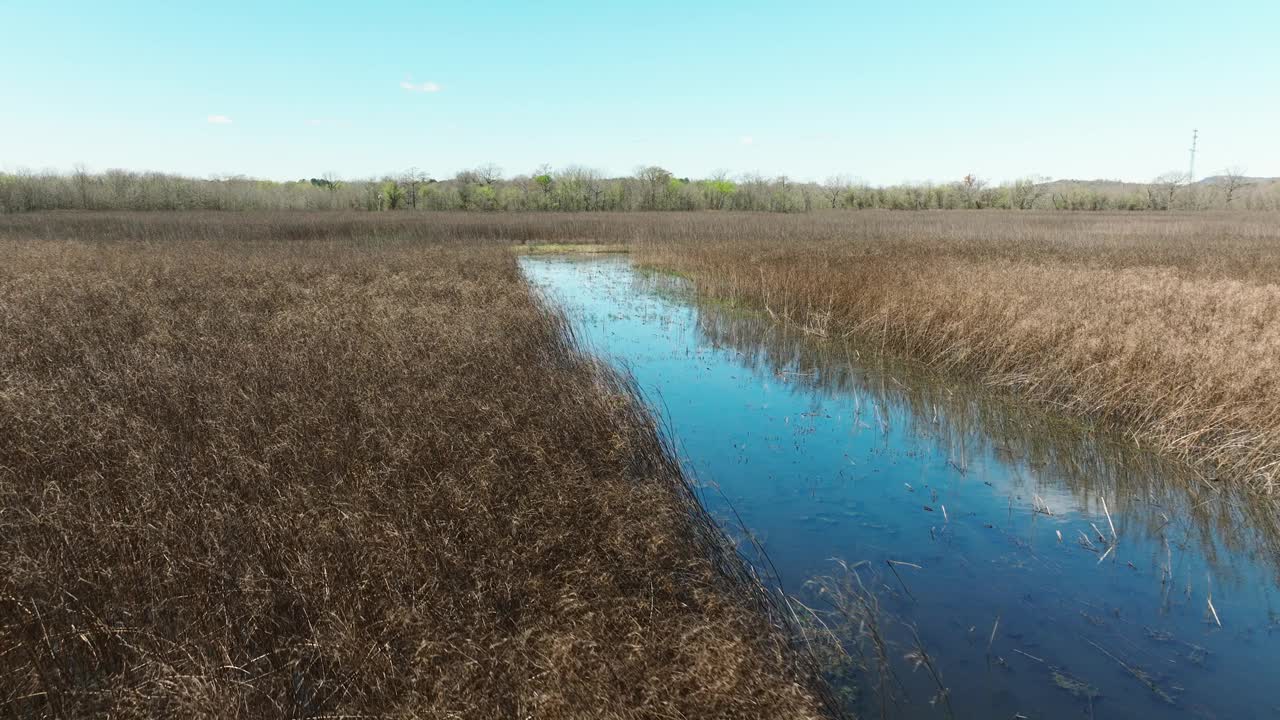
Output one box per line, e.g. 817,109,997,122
627,211,1280,493
9,210,1277,491
0,213,828,718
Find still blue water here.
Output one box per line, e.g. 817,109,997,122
523,255,1280,720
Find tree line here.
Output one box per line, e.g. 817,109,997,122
2,164,1275,213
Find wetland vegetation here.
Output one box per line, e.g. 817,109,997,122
630,212,1280,492
4,209,1279,719
10,1,1277,716
0,213,828,718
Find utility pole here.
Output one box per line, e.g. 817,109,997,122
1188,129,1199,183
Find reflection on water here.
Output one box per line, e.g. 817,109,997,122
523,255,1280,720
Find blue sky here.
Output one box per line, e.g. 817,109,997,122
1,0,1276,184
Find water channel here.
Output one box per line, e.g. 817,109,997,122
523,254,1280,720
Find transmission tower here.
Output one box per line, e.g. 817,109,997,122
1188,129,1199,182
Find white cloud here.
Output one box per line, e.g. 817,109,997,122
739,135,754,146
305,119,323,126
207,115,233,125
400,78,442,93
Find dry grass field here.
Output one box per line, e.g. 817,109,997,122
4,207,1277,717
0,213,827,718
628,211,1280,492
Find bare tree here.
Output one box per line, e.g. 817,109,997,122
552,166,602,211
401,167,430,209
799,183,814,212
1222,166,1251,207
635,166,672,209
821,174,853,208
771,175,799,213
474,163,503,186
959,174,987,209
72,163,93,209
1147,172,1187,211
579,167,605,209
105,169,134,206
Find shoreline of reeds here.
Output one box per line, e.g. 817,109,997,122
625,211,1280,493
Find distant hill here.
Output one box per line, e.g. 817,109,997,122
1038,176,1278,188
1040,178,1146,191
1027,176,1280,210
1196,175,1280,186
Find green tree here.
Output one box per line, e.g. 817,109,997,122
380,180,405,210
700,176,736,210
